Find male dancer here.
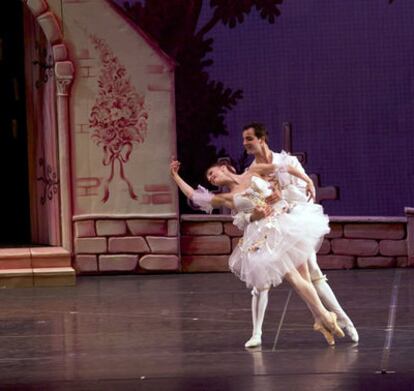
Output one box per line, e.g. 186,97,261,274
236,123,358,347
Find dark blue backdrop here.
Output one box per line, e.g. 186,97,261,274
117,0,414,216
198,0,414,216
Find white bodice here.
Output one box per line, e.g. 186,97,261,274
233,176,275,213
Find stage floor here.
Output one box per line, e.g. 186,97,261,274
0,269,412,390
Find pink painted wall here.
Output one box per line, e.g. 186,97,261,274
48,0,178,217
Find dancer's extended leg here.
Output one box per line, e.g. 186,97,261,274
285,264,344,345
308,253,359,342
296,263,335,345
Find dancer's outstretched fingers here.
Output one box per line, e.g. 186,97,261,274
170,160,181,176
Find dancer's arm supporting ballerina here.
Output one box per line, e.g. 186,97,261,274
232,161,315,228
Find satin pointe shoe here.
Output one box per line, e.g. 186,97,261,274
344,324,359,343
244,334,262,348
313,322,335,346
324,312,345,338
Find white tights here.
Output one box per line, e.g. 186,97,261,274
250,287,269,338
308,252,354,327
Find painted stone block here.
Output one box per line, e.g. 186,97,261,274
181,222,223,236
108,237,150,253
344,223,405,240
146,237,178,254
379,240,407,256
99,255,138,272
139,255,179,271
331,239,378,256
96,220,127,236
181,236,231,255
357,257,396,268
127,219,167,236
317,255,355,270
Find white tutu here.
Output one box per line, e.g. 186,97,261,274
229,177,330,289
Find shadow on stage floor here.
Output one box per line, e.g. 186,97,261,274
0,269,413,390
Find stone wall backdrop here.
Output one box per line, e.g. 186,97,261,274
180,209,414,273
73,208,414,275
74,217,179,274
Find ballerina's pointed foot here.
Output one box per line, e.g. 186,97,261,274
244,334,262,348
344,324,359,343
324,312,345,338
313,322,335,346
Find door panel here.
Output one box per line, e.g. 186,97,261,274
0,1,30,245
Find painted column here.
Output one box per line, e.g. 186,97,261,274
55,61,74,251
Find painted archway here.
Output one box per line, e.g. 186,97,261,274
0,0,76,288
23,0,75,252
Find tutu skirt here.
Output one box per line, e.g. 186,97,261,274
229,202,330,289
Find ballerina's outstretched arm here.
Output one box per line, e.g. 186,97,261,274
169,160,233,212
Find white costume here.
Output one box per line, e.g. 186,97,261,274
233,151,358,342
191,151,358,345
229,175,329,289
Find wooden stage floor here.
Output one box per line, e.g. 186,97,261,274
0,269,412,390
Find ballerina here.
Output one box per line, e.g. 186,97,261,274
170,158,344,347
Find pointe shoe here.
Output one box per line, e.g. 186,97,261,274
344,324,359,343
324,312,345,338
313,322,335,346
244,334,262,348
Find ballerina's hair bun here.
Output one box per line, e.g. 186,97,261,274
206,159,237,177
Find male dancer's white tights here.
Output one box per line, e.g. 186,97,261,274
245,287,268,347
308,252,359,342
307,252,353,328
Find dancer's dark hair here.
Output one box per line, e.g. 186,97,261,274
242,122,268,143
205,160,237,179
